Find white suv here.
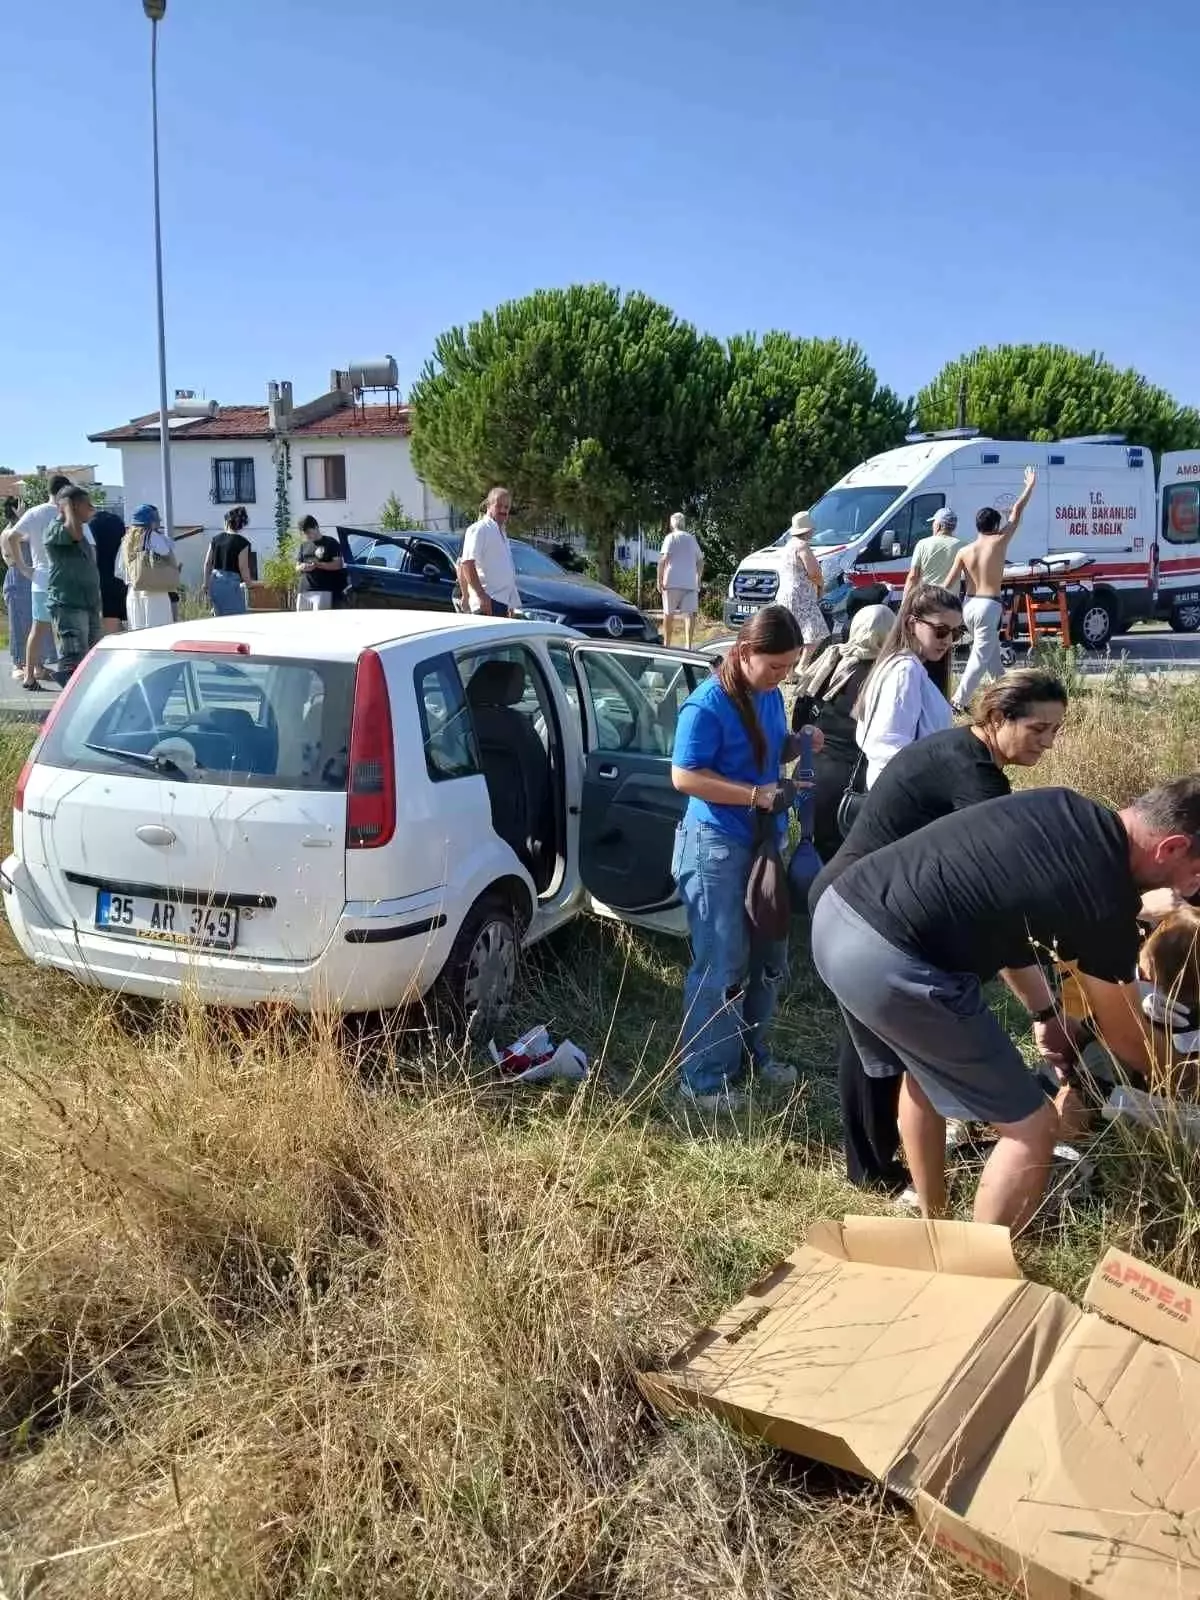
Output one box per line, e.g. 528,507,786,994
2,611,710,1025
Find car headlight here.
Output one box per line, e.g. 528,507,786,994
521,608,566,624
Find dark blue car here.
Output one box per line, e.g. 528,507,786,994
336,527,656,640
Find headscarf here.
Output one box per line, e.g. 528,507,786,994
794,602,893,702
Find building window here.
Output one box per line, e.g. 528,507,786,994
211,458,256,504
304,455,347,501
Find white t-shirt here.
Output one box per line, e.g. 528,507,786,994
856,653,953,789
12,500,68,593
461,516,520,612
659,529,702,592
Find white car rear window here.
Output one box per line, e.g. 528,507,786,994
39,650,355,790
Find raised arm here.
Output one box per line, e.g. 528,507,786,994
999,466,1037,541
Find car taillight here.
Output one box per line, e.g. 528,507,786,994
14,650,97,812
346,648,396,849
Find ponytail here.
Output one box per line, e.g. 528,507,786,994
716,604,802,769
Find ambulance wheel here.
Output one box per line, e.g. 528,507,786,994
1070,595,1116,651
1169,603,1200,634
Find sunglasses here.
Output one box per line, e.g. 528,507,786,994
918,619,965,642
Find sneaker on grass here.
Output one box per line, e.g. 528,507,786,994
678,1080,750,1115
750,1058,798,1091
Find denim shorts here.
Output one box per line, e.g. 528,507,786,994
31,589,51,624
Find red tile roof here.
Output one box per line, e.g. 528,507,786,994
90,403,412,444
90,407,272,443
292,406,412,438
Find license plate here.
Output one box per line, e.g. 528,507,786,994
95,890,238,950
733,603,763,619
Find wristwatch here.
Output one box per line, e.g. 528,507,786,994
1030,1005,1058,1025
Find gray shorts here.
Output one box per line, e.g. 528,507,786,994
811,888,1047,1126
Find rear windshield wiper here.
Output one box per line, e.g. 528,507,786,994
84,741,191,780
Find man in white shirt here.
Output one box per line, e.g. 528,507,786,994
459,487,521,616
656,512,703,647
1,473,72,690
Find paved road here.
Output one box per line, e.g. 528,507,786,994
0,628,1198,727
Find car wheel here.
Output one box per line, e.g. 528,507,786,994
1170,603,1200,634
1070,594,1115,651
434,892,520,1040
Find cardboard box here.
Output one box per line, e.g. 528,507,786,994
637,1218,1200,1600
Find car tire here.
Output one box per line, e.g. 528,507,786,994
1070,593,1116,651
432,891,520,1041
1170,603,1200,634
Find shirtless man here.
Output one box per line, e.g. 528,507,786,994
947,465,1037,711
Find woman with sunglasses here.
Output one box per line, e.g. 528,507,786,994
854,583,963,789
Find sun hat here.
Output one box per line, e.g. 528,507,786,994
790,511,816,537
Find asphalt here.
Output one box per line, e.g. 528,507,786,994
1,629,1198,726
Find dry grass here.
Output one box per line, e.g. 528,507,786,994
0,673,1198,1598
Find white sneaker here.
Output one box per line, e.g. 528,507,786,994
894,1187,921,1213
678,1080,750,1114
751,1058,798,1090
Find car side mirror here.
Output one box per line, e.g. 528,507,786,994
885,533,903,558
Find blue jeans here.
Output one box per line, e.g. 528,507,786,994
209,570,247,615
673,818,789,1094
4,574,32,668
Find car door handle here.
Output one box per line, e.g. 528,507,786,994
597,764,619,780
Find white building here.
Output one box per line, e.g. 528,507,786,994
90,369,453,587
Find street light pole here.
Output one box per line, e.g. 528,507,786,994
144,0,174,539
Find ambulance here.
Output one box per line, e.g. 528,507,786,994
724,432,1200,649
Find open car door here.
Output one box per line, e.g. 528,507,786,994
568,641,711,935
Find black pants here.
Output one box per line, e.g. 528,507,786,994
836,1011,906,1192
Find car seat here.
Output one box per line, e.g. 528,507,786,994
191,707,278,775
465,659,552,888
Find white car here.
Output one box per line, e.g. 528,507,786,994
2,612,710,1025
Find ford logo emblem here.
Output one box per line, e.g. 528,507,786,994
605,615,624,637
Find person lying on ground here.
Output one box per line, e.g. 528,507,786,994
810,776,1200,1233
808,668,1069,1194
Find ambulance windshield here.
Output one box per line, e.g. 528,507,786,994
778,486,905,548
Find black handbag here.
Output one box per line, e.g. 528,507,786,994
835,751,868,840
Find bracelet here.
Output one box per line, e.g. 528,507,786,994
749,785,759,810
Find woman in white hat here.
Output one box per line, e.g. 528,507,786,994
778,511,829,666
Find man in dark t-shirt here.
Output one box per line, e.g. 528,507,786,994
810,721,1013,1192
811,777,1200,1231
295,515,346,612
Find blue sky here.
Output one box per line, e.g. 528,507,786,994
6,0,1198,477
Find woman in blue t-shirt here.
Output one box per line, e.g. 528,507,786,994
670,605,805,1111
